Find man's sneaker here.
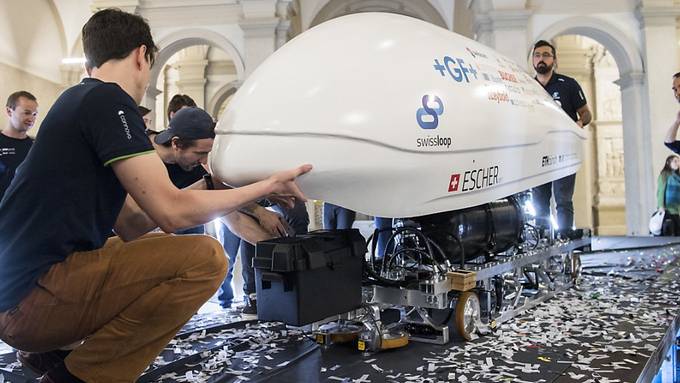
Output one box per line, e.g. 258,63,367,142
17,350,71,376
241,300,257,316
241,295,257,316
39,361,85,383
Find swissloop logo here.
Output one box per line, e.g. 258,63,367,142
416,95,444,130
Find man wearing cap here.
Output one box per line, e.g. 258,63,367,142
144,107,289,317
146,106,288,241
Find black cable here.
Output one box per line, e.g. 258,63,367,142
382,227,446,274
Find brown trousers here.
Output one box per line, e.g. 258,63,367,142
0,233,227,382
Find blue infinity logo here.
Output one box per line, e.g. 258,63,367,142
416,95,444,130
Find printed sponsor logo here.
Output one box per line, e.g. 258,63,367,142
418,135,452,149
433,56,478,83
542,155,557,167
416,95,453,149
488,91,510,103
448,165,500,193
498,70,518,83
542,153,578,167
0,148,16,157
466,47,488,59
118,110,132,140
416,95,444,130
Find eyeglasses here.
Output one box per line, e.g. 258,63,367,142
533,52,554,59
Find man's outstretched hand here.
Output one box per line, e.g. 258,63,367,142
266,164,312,208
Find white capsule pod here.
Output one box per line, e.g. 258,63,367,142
209,12,586,218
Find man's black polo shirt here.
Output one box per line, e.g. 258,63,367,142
0,78,154,311
536,72,587,122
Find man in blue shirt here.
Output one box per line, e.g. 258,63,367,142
0,9,311,383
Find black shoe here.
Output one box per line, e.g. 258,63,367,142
17,350,71,376
241,298,257,316
39,362,85,383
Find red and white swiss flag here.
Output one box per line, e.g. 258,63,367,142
448,174,460,192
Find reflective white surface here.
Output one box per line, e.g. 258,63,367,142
210,13,585,217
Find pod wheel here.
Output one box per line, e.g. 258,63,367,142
454,291,481,341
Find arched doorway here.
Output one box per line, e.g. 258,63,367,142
150,45,241,130
145,29,245,119
208,80,241,120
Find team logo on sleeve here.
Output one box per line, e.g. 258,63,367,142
118,110,132,140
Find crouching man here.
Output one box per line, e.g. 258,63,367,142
0,8,311,383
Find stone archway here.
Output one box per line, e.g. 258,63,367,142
145,28,245,105
535,17,650,235
207,80,241,120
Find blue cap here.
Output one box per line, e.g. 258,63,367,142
154,107,216,145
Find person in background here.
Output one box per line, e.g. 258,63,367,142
656,155,680,236
138,105,154,131
323,203,355,230
0,91,38,201
167,94,196,120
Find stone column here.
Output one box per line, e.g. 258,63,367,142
617,71,655,235
554,36,596,231
487,9,532,70
174,46,209,108
240,18,279,78
472,0,531,69
240,0,279,78
635,1,680,234
275,0,293,49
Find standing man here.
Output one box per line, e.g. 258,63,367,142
664,72,680,152
0,9,310,382
531,40,592,238
0,91,38,201
323,203,356,230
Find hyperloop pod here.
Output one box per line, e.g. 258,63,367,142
209,13,586,218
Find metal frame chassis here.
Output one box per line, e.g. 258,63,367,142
368,238,591,332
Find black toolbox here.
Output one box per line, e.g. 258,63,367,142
253,229,365,326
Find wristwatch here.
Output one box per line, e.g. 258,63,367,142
203,174,215,190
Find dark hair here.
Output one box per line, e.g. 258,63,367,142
138,105,151,116
82,8,157,70
533,40,556,58
674,72,680,79
160,137,198,150
660,155,680,181
6,91,37,110
167,94,197,120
